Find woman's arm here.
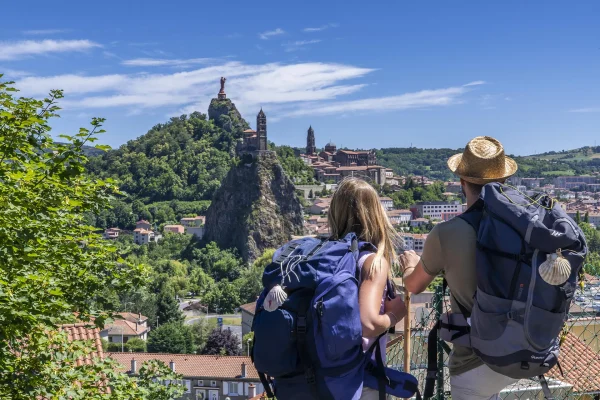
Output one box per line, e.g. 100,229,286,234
359,254,406,337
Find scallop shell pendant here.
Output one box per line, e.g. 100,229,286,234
539,251,571,286
264,285,287,312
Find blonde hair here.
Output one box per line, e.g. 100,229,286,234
328,177,401,279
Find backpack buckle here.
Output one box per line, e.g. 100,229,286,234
297,316,307,334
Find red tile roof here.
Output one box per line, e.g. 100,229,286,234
102,319,149,337
240,301,257,316
60,322,104,366
243,129,257,133
547,332,600,393
118,312,148,323
108,353,259,379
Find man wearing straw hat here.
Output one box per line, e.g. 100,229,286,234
402,136,518,399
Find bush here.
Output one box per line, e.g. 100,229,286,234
126,337,147,352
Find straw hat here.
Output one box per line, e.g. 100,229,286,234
447,136,517,185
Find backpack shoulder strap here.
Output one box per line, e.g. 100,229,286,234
457,198,484,232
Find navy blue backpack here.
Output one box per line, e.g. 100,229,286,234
251,232,420,400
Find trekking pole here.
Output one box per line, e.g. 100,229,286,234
403,289,411,400
403,289,411,374
435,284,444,400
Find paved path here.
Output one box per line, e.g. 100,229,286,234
184,314,240,325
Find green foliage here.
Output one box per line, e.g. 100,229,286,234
203,280,241,314
193,241,244,281
147,322,195,354
0,78,182,398
201,327,242,356
272,145,317,185
189,318,217,352
377,147,460,180
156,292,185,325
125,337,147,353
237,249,275,304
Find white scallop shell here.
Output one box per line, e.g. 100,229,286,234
539,253,571,286
264,285,288,312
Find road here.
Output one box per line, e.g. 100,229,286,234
184,314,240,325
185,314,243,342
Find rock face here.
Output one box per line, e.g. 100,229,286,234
203,152,305,263
208,98,250,135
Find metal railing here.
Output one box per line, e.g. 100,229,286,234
386,283,600,399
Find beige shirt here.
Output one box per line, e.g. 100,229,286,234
421,217,484,376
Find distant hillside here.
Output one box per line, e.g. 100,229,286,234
376,146,600,181
377,147,461,181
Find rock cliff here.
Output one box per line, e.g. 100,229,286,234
208,98,250,135
203,152,305,263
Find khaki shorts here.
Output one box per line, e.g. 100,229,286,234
450,364,517,400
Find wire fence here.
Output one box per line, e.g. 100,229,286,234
386,282,600,399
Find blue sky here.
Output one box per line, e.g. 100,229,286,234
1,0,599,155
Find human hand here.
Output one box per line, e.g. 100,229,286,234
399,250,421,273
384,296,407,325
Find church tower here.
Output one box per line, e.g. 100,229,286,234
257,108,267,151
306,126,316,155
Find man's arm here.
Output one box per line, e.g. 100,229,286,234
403,256,436,294
400,226,444,294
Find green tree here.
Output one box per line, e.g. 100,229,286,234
576,210,581,224
194,241,244,281
126,337,147,352
189,318,217,352
203,280,241,314
147,322,195,354
237,249,274,304
156,292,184,326
0,78,182,398
308,189,314,199
584,211,590,223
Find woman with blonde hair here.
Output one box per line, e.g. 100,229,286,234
328,177,407,400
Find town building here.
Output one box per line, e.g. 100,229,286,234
413,201,462,221
387,209,412,225
240,302,257,339
554,176,600,190
100,313,150,344
133,228,160,245
237,109,268,156
136,220,152,231
445,182,462,193
109,353,265,400
410,218,428,227
380,197,393,211
164,224,185,234
308,198,331,215
103,227,121,240
181,216,206,238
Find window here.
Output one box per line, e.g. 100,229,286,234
197,380,204,387
229,382,239,395
210,381,217,387
108,336,113,343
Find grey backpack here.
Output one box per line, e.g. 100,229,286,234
424,183,587,398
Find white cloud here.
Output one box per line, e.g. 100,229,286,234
569,107,600,113
16,61,479,123
278,85,472,118
463,80,486,87
0,39,100,61
1,68,32,78
283,39,322,52
303,23,339,32
259,28,285,40
122,58,216,67
22,29,70,35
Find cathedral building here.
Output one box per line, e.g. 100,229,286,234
238,109,268,155
302,126,388,185
306,126,316,155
